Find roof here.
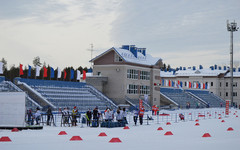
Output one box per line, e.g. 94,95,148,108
160,68,240,77
90,47,162,66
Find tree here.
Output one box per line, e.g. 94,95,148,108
33,56,42,67
1,58,7,71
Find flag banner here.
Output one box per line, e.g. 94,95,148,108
28,65,31,77
168,80,171,87
139,99,143,110
203,83,206,89
172,81,174,87
165,80,168,86
70,69,74,80
180,81,183,87
189,82,192,88
82,70,86,80
0,62,3,74
36,66,40,77
77,70,80,80
64,70,67,79
186,81,189,88
201,83,203,89
144,94,148,103
50,67,54,78
162,79,164,86
57,68,61,78
19,64,24,75
43,67,48,78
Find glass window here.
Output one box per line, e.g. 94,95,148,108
127,84,138,94
127,69,138,79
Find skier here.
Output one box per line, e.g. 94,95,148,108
34,107,41,125
86,108,92,127
122,107,128,124
139,107,145,125
72,106,78,126
46,106,52,125
133,108,139,125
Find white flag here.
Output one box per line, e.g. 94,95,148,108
76,70,80,80
165,80,168,86
0,62,3,74
57,68,62,78
36,65,40,77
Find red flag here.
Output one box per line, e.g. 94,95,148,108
168,80,171,87
189,82,192,88
139,99,143,110
178,80,180,85
43,67,48,77
83,70,86,80
64,69,67,79
19,64,24,75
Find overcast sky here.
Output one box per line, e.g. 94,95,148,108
0,0,240,70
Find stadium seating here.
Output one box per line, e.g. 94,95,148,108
160,88,206,108
14,78,117,111
186,89,226,107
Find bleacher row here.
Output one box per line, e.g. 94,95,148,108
160,87,226,108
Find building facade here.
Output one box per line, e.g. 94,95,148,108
90,45,163,106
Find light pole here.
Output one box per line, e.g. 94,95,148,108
227,20,239,107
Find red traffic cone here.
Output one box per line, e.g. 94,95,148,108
202,133,211,137
166,122,171,125
11,128,19,132
58,131,67,135
195,119,199,122
157,127,163,130
98,132,107,137
221,120,225,123
0,136,12,142
236,115,238,118
109,137,122,143
227,127,234,131
70,136,83,141
164,131,173,136
218,117,222,119
233,113,236,115
195,123,200,126
123,126,130,129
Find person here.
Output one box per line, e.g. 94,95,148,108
62,107,70,126
86,108,92,127
116,109,123,123
72,106,78,126
105,109,112,121
139,107,144,125
92,106,100,127
122,107,128,124
133,108,139,125
179,113,184,120
26,109,33,125
46,107,52,125
34,107,41,125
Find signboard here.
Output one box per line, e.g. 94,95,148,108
225,100,230,115
139,99,143,110
0,92,26,127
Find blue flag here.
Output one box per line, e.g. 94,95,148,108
70,69,74,80
28,65,31,77
50,67,54,78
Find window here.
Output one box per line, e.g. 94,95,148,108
97,72,101,76
114,53,123,62
140,71,150,80
233,82,237,87
220,82,221,87
226,82,228,87
226,92,228,97
220,92,221,96
233,92,237,97
211,82,213,86
127,84,138,94
139,85,150,94
127,69,138,79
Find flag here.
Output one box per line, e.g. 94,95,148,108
70,69,74,80
165,80,168,87
139,99,143,110
0,62,3,74
19,64,24,75
189,82,192,88
171,81,174,87
64,69,67,79
162,79,164,86
178,80,180,85
186,81,189,88
28,65,31,77
180,81,183,87
36,65,40,77
43,67,48,78
203,83,206,89
82,70,86,80
50,67,54,78
57,68,61,78
77,70,80,80
168,80,171,87
201,83,203,89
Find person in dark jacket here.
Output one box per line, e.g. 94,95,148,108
46,107,52,125
86,108,92,127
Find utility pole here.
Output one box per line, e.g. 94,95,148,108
88,44,96,69
227,20,239,107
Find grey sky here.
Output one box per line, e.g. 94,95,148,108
0,0,240,70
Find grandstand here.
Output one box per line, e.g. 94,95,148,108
125,96,151,110
14,78,117,111
160,87,206,108
186,89,226,107
160,87,226,108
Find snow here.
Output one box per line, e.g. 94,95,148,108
1,108,240,150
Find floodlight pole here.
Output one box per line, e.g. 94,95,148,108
227,20,239,107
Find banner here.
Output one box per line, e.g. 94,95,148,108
77,70,80,80
139,99,143,110
19,64,24,75
50,67,54,78
225,100,230,115
36,65,40,77
57,68,61,78
28,65,31,77
0,62,3,74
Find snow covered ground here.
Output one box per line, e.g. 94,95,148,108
1,108,240,150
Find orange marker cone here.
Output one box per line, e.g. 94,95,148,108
227,127,234,131
157,127,163,130
164,131,173,136
202,133,211,137
166,122,171,125
109,138,122,143
0,136,12,142
11,128,19,132
98,132,107,136
58,131,67,135
195,123,200,126
70,136,83,141
123,126,130,129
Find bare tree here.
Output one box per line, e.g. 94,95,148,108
33,56,42,67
